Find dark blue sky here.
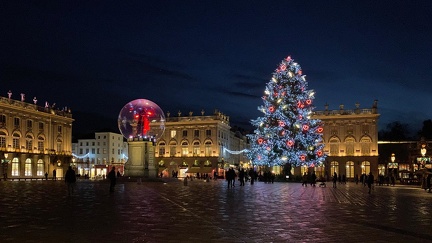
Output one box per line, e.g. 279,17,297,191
1,1,432,136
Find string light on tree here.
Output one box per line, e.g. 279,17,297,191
247,55,326,167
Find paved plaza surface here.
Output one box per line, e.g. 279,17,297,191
1,178,432,243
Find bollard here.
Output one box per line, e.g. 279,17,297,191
183,177,188,186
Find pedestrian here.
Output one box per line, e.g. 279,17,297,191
302,172,308,187
367,172,374,194
239,168,245,186
332,172,337,188
45,172,48,180
426,173,432,193
65,166,76,196
108,166,117,192
53,169,57,180
311,171,317,187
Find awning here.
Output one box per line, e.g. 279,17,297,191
185,167,214,174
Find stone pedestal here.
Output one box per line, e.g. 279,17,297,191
124,138,157,178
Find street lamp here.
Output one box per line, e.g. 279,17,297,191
391,153,395,163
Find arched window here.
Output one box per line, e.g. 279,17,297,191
181,141,189,156
11,157,19,176
330,161,339,176
345,137,355,156
329,138,340,156
26,134,33,150
346,161,354,178
25,158,32,176
193,141,200,156
193,159,200,167
169,141,177,157
0,131,6,148
360,137,371,156
37,159,44,176
361,161,370,175
159,142,166,157
38,136,45,152
13,133,20,149
205,141,212,156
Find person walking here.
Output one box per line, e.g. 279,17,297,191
239,168,245,186
53,169,57,180
45,172,48,180
108,166,117,192
64,166,76,196
367,172,374,194
332,172,337,188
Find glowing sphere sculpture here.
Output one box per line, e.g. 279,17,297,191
118,99,165,140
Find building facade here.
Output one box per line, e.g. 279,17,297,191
72,132,128,178
155,110,249,178
0,95,73,179
308,101,380,180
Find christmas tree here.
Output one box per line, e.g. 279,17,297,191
247,56,326,167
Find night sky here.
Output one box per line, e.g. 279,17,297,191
1,1,432,137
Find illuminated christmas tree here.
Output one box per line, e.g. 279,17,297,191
247,56,326,167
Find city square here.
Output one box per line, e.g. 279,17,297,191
1,179,431,242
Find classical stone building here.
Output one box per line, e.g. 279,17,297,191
155,110,249,178
307,100,380,180
0,95,73,179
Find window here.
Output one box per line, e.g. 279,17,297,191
205,141,212,156
27,120,33,130
0,131,6,148
170,130,176,138
92,148,95,154
14,117,20,127
206,129,211,137
345,137,355,156
194,130,199,137
57,139,62,152
360,137,371,156
181,141,188,156
182,130,187,137
193,160,199,166
97,148,100,154
159,142,166,157
38,136,44,151
25,158,32,176
329,138,340,156
0,114,6,125
103,148,107,154
12,157,19,176
169,142,177,157
346,161,354,178
330,161,339,175
361,161,370,175
92,142,95,146
26,135,33,150
37,159,44,176
193,141,200,156
39,122,44,131
58,125,62,133
112,148,115,154
13,133,20,149
86,148,89,154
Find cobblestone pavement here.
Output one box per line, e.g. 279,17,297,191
1,179,432,243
